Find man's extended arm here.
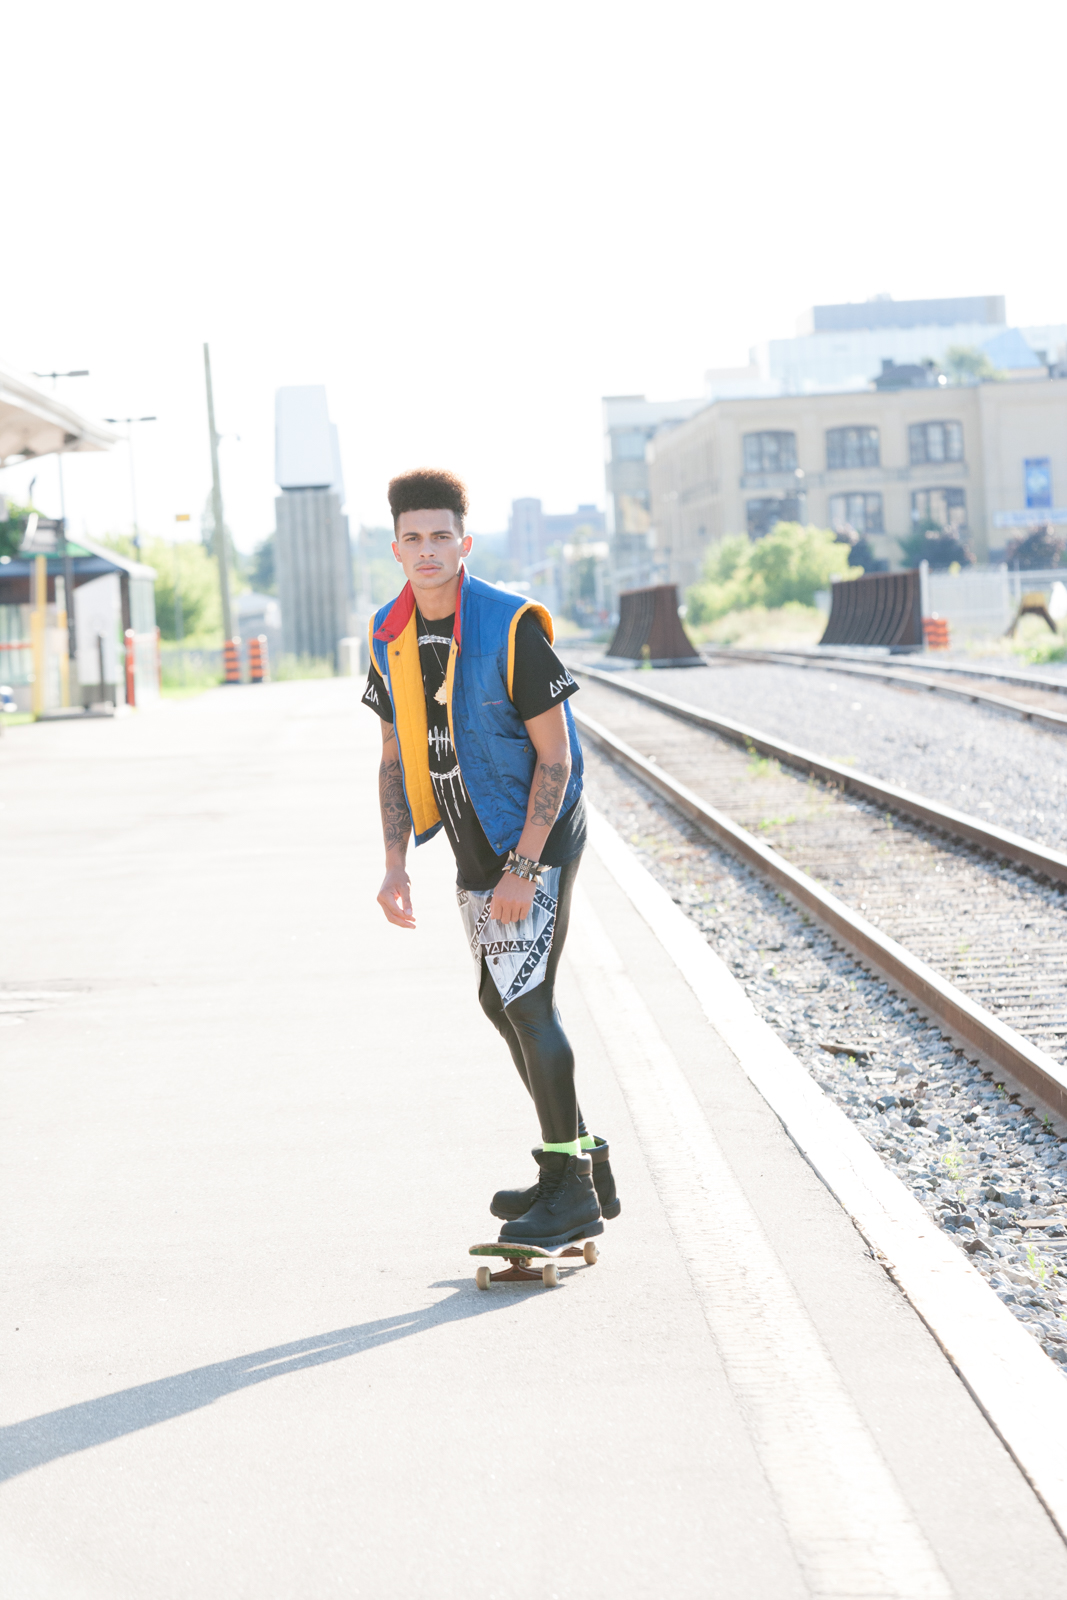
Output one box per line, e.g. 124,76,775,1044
377,721,416,928
489,703,571,924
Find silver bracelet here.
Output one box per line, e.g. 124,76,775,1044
505,850,544,884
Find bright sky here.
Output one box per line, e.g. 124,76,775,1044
4,0,1065,552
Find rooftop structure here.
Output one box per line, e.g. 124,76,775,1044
806,295,1006,334
275,385,345,495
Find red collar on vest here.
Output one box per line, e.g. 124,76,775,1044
374,563,467,646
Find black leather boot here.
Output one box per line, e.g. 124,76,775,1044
590,1137,621,1220
490,1148,542,1221
491,1137,621,1222
498,1150,602,1249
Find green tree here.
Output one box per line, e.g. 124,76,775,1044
686,523,853,623
746,522,853,608
101,533,229,641
0,500,35,559
945,345,1000,384
1004,526,1065,570
899,525,974,570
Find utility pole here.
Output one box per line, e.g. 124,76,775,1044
203,343,233,642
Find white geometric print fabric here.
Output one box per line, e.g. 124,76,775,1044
456,865,561,1006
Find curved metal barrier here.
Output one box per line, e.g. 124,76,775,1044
606,583,704,667
820,569,923,650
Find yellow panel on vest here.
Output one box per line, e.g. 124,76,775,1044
388,611,440,836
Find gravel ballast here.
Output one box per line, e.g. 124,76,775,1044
583,743,1067,1376
606,661,1067,853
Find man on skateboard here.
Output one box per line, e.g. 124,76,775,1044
364,468,620,1249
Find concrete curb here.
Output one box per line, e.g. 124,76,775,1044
586,803,1067,1543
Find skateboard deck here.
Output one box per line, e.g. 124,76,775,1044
470,1233,601,1287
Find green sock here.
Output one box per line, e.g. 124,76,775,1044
580,1134,597,1151
542,1138,581,1157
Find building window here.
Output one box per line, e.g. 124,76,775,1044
747,496,799,537
826,426,879,469
743,431,797,473
908,420,964,465
911,487,967,532
829,493,884,535
611,429,649,462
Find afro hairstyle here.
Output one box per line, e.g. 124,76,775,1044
387,468,469,530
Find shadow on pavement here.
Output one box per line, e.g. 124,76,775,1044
1,1280,529,1484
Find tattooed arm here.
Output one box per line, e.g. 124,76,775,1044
376,721,416,929
489,704,571,925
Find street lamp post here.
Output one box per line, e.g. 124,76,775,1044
104,415,157,552
34,369,89,702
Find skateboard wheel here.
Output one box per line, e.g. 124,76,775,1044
542,1262,559,1287
475,1265,492,1291
583,1240,599,1265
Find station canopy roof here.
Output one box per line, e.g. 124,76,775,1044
0,362,118,465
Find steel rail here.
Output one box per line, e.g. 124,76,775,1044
782,647,1067,699
573,664,1067,886
700,647,1067,731
575,707,1067,1121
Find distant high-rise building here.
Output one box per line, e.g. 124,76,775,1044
602,394,705,594
273,386,352,666
806,294,1006,334
507,498,606,573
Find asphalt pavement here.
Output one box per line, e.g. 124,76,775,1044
3,680,1065,1598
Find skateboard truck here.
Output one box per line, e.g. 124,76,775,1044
470,1238,600,1288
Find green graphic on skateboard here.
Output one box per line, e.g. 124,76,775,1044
469,1233,601,1288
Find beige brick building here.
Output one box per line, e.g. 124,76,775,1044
646,377,1067,588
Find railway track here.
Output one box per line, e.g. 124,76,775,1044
570,667,1067,1123
701,646,1067,729
787,647,1067,699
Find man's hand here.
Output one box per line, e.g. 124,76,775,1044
490,869,536,925
378,865,416,929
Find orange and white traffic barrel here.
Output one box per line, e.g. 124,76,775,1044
922,615,950,650
124,628,137,706
223,637,242,684
248,634,269,683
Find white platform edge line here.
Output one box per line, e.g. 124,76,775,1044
569,884,952,1597
585,803,1067,1541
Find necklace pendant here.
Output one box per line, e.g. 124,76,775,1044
434,680,448,705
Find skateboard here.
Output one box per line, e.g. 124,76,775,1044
469,1234,601,1289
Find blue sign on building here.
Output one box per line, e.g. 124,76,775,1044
1025,457,1052,509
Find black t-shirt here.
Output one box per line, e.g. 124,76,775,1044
363,608,585,890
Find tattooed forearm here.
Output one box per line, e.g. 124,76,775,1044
379,754,411,855
530,760,568,828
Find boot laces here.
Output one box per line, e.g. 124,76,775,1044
535,1156,568,1211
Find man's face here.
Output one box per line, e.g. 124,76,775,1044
392,509,472,591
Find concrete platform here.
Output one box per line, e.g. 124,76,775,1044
2,679,1064,1598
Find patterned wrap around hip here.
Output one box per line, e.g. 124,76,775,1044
457,865,562,1007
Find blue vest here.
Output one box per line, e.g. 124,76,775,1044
369,568,583,851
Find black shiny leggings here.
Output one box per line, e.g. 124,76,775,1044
477,855,585,1146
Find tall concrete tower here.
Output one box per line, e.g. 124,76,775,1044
274,386,352,665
